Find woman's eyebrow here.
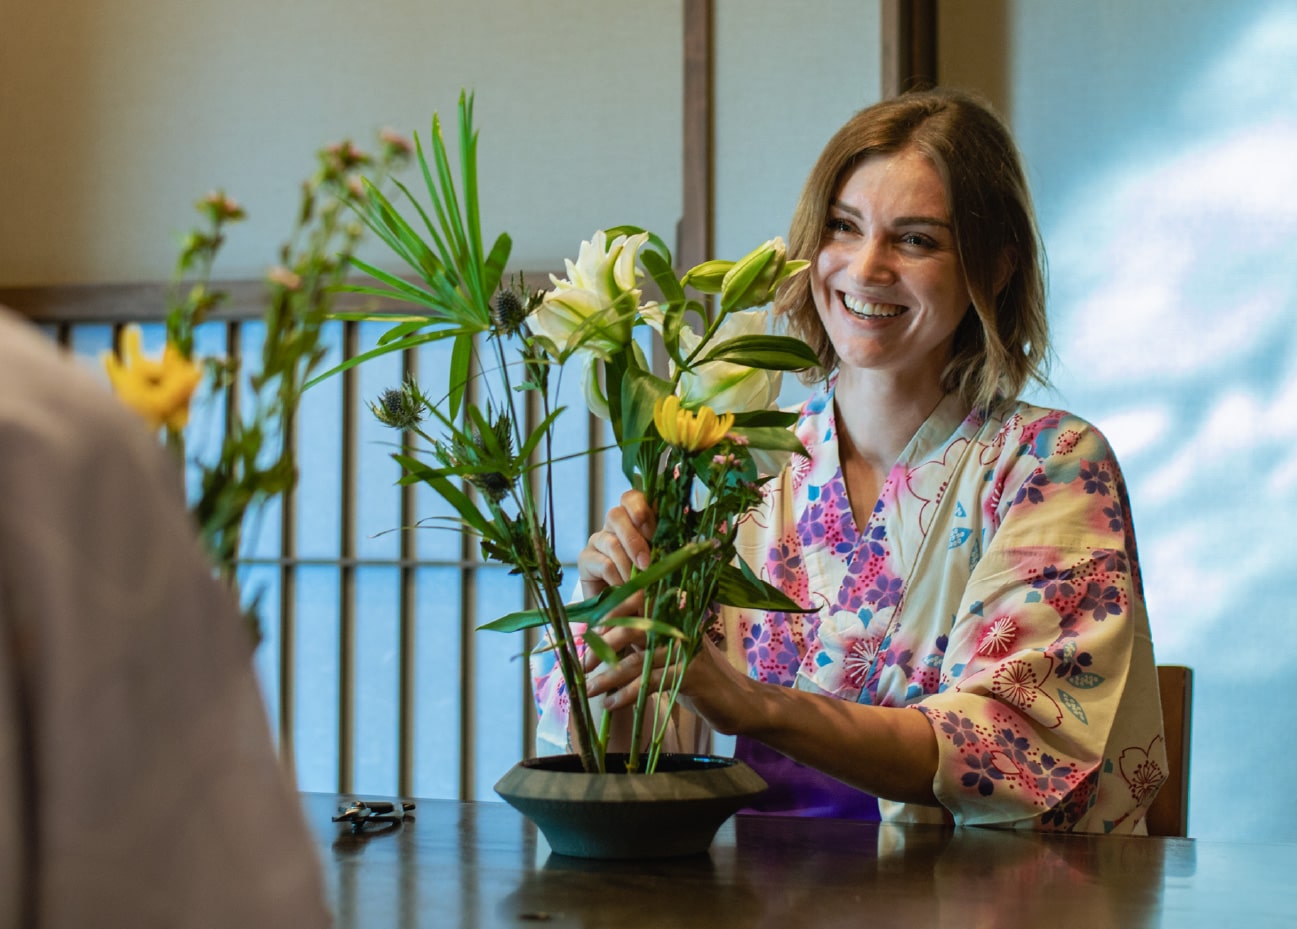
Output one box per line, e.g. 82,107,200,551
893,214,952,229
828,200,951,229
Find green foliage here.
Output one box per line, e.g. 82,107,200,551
332,93,823,775
168,136,410,638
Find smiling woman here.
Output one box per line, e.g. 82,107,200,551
562,88,1168,834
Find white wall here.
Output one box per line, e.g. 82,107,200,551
944,0,1297,842
0,0,684,284
714,0,881,263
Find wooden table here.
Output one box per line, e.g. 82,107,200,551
303,793,1296,928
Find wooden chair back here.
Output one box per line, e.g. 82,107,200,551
1146,664,1193,837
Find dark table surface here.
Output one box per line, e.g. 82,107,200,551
303,793,1296,928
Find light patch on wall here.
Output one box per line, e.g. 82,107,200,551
1051,123,1297,381
1086,407,1169,462
1032,2,1297,841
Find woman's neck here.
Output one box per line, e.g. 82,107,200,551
832,368,949,472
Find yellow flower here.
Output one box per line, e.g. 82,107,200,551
102,325,203,432
653,394,734,452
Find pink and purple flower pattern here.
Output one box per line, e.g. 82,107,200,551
720,383,1167,832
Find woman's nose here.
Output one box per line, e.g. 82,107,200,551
846,236,895,284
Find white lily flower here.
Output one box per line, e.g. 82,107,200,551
527,230,649,359
578,348,611,421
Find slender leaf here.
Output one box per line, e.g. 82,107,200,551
479,607,559,634
640,248,685,305
340,255,447,308
447,332,473,421
360,180,444,280
714,560,815,612
479,540,718,634
460,91,485,298
391,453,499,540
730,408,798,428
731,425,809,455
581,629,619,668
305,330,466,389
483,232,512,298
431,112,469,273
600,615,688,641
517,406,566,462
388,174,453,269
698,334,822,370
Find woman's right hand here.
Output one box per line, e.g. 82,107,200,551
576,489,658,600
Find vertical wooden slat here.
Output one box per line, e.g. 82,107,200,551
881,0,938,99
459,537,477,800
338,319,359,794
278,399,298,778
398,347,418,797
458,341,480,801
679,0,714,277
587,414,606,547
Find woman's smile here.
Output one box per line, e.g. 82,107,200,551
840,294,907,319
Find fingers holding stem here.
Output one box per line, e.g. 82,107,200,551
584,631,692,773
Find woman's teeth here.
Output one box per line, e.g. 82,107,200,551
842,294,905,318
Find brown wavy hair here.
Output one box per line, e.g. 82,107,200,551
776,88,1050,411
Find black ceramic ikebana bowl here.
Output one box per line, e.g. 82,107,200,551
494,753,768,859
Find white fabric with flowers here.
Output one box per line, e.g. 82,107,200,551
720,380,1167,833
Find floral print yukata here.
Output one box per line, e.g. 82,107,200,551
534,380,1167,834
722,382,1166,833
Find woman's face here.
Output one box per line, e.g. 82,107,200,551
811,147,972,390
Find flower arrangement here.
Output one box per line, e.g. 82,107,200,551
331,92,820,775
102,135,411,634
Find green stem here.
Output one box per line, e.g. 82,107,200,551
625,628,658,774
597,705,611,770
645,637,684,773
678,304,731,373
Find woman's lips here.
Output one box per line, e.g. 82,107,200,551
842,293,906,318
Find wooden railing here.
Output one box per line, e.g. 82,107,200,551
1,277,608,801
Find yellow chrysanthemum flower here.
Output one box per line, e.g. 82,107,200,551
102,325,203,432
653,394,734,452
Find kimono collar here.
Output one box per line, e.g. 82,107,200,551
804,377,975,472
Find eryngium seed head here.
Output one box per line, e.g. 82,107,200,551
470,470,513,503
369,380,426,430
490,289,527,336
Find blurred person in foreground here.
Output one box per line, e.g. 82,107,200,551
0,309,330,927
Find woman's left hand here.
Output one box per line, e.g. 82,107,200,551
584,633,754,736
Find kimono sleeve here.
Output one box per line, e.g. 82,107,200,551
915,412,1165,832
532,633,574,756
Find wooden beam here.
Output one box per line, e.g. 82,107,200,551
679,0,713,274
0,274,563,324
881,0,937,98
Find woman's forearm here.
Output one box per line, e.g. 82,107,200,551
684,642,941,806
589,636,941,805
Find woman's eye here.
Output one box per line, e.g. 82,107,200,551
900,233,935,248
825,218,854,234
